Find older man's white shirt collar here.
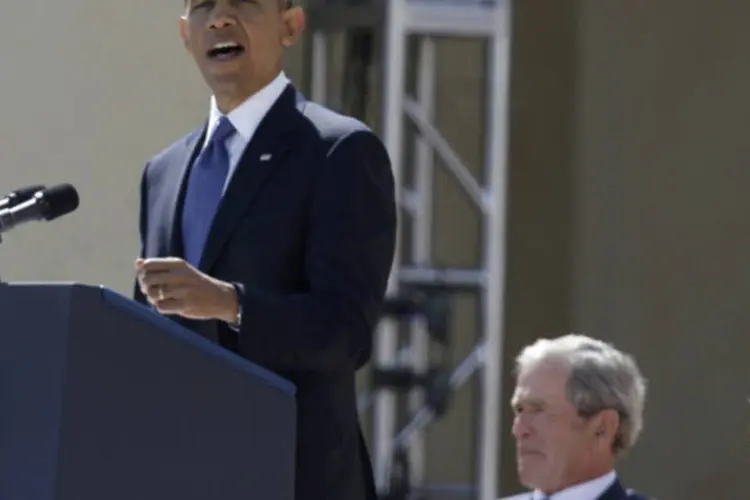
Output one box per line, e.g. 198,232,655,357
204,71,290,147
531,470,617,500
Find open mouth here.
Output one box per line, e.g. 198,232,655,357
207,42,245,61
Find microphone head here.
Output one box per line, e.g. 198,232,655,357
39,183,79,221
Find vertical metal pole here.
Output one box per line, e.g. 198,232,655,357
375,0,407,492
310,31,328,105
477,2,512,500
407,34,436,488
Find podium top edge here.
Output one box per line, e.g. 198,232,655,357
2,282,296,397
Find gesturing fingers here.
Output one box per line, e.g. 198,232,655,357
134,256,226,321
143,281,186,300
139,269,194,290
152,296,185,315
136,257,192,273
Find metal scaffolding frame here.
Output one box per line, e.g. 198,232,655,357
306,1,512,499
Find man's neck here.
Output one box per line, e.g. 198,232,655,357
214,69,284,114
542,467,615,496
215,95,248,115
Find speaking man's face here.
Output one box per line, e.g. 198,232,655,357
180,0,302,105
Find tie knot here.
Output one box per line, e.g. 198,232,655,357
212,117,236,144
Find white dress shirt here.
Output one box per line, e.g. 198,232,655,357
531,470,617,500
202,71,291,193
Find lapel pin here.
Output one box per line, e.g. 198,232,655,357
260,153,272,161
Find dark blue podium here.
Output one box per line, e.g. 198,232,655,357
0,283,297,500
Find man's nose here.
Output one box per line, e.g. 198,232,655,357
512,414,531,439
208,8,237,29
209,17,236,29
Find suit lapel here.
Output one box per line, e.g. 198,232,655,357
197,85,304,272
164,126,206,257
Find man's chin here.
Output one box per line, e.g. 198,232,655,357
199,57,248,80
207,64,245,80
516,458,548,489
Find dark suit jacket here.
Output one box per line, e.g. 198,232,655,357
134,84,397,500
501,479,651,500
599,480,650,500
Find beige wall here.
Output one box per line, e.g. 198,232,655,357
507,0,750,497
0,0,208,289
2,1,748,499
572,1,750,497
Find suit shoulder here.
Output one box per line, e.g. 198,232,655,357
296,101,377,146
144,128,203,174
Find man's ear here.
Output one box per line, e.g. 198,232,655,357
179,15,190,51
281,7,305,48
592,409,620,447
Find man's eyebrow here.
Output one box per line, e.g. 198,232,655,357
511,397,547,408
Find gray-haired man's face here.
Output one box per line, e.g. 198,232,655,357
510,361,611,494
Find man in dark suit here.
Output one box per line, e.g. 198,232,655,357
502,335,653,500
133,1,396,500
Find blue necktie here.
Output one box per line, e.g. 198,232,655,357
181,117,236,267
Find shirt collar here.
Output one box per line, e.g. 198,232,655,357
533,470,617,500
206,71,290,144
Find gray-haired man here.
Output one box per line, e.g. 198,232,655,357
502,334,652,500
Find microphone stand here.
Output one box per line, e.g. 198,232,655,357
0,228,9,285
0,231,5,284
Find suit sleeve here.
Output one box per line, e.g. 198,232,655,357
133,164,150,306
235,130,397,372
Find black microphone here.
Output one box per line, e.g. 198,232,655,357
0,183,79,236
0,185,46,211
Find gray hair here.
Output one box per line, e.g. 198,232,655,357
515,334,647,456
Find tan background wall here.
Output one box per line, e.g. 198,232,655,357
507,0,750,497
0,0,207,284
571,1,750,497
1,1,748,499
